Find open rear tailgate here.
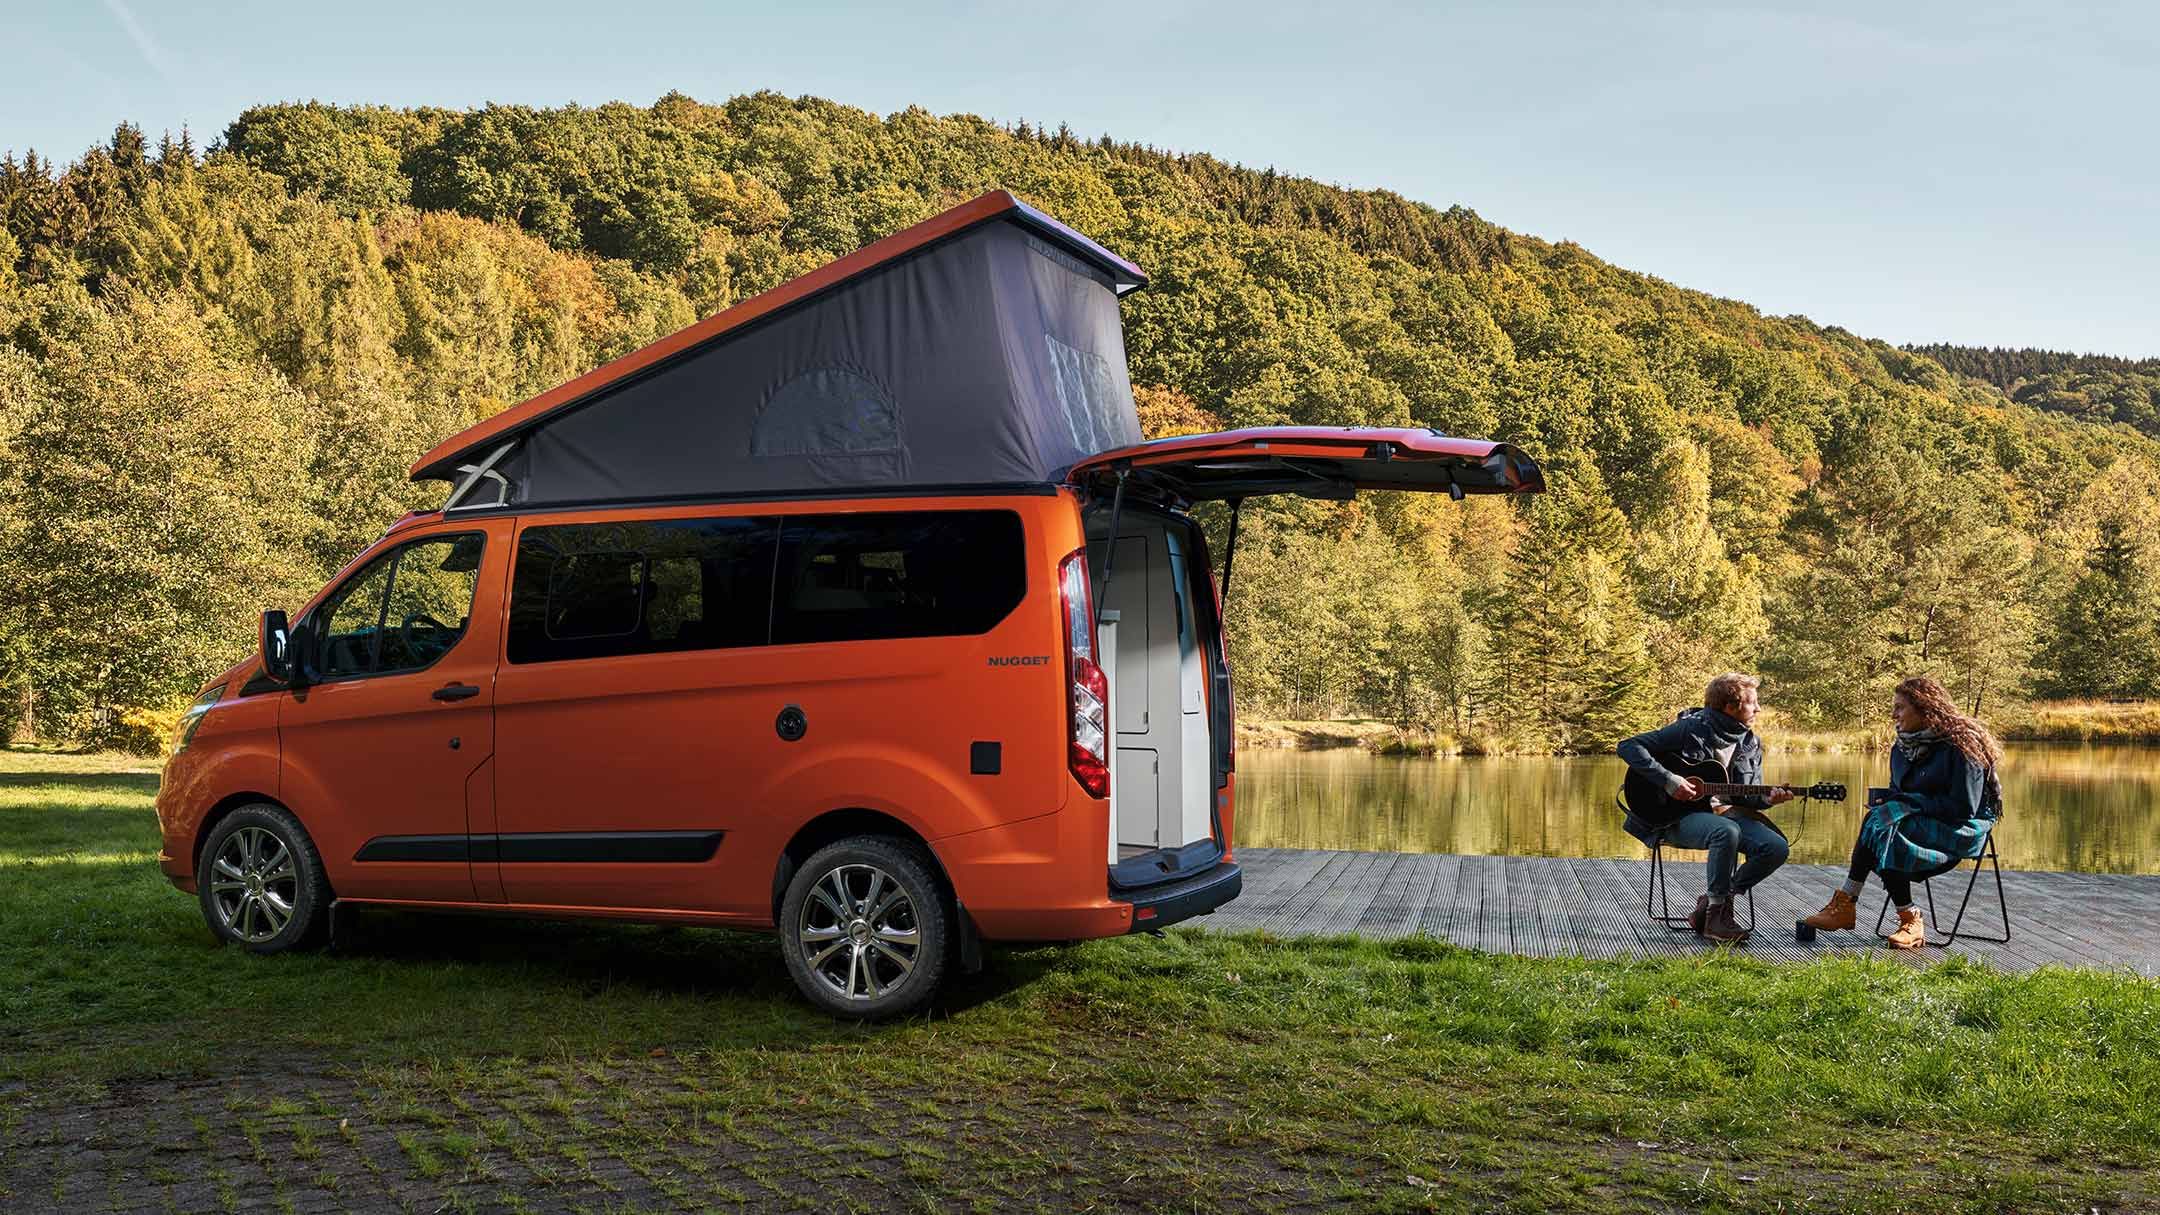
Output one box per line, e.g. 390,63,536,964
1067,426,1544,505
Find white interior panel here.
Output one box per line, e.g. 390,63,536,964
1103,537,1151,736
1096,517,1213,854
1115,748,1160,847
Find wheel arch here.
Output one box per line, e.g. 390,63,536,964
192,792,299,870
772,808,955,924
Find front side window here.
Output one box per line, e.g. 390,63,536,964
313,534,485,678
317,553,396,678
509,516,778,664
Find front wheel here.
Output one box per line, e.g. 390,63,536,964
197,804,331,953
779,837,949,1019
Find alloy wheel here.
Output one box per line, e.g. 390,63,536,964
796,863,921,1002
209,825,298,944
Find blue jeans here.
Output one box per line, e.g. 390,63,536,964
1633,811,1789,899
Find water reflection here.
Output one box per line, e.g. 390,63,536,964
1233,744,2160,875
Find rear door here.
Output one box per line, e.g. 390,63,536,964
1073,426,1544,884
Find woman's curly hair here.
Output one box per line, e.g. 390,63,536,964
1895,676,2004,769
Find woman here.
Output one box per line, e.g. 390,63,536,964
1801,676,2002,949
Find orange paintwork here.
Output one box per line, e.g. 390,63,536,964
155,489,1191,942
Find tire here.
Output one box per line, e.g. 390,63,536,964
779,836,949,1019
197,804,331,954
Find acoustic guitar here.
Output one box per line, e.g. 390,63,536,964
1619,756,1847,837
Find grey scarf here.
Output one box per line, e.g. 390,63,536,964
1699,706,1750,747
1895,726,1944,761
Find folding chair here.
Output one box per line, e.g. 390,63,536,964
1872,831,2011,947
1646,831,1756,933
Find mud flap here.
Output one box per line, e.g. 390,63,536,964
327,898,359,952
954,898,984,974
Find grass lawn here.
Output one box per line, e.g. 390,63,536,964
3,747,2157,1213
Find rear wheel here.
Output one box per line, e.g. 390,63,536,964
779,837,948,1019
197,804,330,953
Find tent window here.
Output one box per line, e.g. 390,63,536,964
752,367,900,458
1045,335,1120,454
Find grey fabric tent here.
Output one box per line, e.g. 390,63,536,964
413,192,1147,510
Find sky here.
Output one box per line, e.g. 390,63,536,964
5,0,2156,357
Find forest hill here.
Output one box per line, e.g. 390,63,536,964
3,93,2158,752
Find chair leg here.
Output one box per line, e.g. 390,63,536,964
1646,837,1696,930
1644,837,1753,933
1936,836,2011,947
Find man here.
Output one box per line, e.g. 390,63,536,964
1616,673,1793,943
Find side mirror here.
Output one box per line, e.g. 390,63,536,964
260,610,293,684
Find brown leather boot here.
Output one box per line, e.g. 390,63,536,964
1886,906,1926,950
1802,889,1858,932
1701,897,1749,943
1686,894,1708,934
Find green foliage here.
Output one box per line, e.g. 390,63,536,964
0,289,321,743
1912,343,2160,439
1,95,2157,747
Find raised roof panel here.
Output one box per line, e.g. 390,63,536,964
412,191,1148,509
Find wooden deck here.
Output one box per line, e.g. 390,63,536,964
1197,848,2160,975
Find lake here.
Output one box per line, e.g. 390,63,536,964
1232,744,2160,875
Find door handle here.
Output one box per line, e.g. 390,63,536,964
432,683,481,702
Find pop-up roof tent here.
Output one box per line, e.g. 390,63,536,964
413,191,1150,510
413,190,1545,513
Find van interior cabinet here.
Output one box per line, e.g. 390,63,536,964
1095,523,1212,856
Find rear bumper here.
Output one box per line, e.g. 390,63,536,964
1116,861,1241,932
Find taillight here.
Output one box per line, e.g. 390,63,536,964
1059,548,1109,799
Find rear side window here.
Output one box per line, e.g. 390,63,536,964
509,517,778,664
773,511,1025,644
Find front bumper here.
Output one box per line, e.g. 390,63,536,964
1116,861,1241,932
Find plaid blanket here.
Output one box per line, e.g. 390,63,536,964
1858,800,1994,875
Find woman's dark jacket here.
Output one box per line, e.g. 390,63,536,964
1859,738,2000,874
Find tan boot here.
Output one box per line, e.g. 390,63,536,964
1886,907,1926,950
1801,889,1858,932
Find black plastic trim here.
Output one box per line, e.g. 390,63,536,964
237,672,286,698
355,831,725,864
1108,838,1224,891
353,834,469,862
1116,862,1242,932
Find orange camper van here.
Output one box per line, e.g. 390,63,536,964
156,192,1544,1016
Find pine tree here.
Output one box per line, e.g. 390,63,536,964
2035,520,2160,698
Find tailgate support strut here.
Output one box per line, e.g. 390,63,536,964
1218,497,1245,603
1094,463,1131,622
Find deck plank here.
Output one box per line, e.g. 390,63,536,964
1199,848,2160,974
